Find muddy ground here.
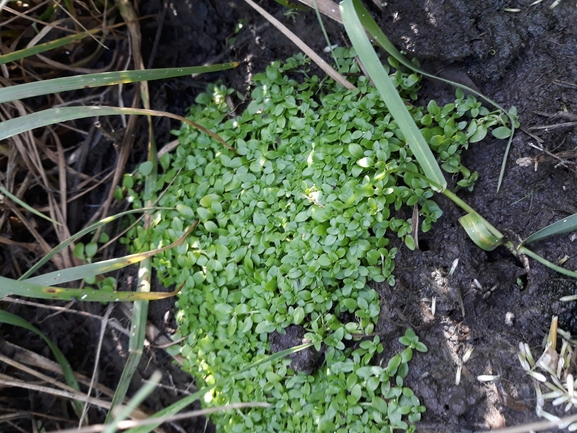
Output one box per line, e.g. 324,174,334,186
2,0,577,432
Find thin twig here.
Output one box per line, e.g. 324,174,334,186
0,377,114,410
243,0,355,90
79,304,115,427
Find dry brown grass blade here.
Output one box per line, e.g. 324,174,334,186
34,48,118,73
78,304,114,426
0,237,43,254
0,1,129,276
244,0,354,89
0,353,83,395
0,408,79,428
1,98,71,271
2,198,59,266
87,0,147,234
297,0,343,23
0,340,150,419
0,374,116,411
2,5,85,33
1,296,130,335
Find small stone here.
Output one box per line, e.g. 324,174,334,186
268,325,321,375
505,312,515,326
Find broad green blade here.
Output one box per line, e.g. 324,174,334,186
0,64,238,104
0,30,99,66
19,208,169,280
0,185,60,225
340,0,447,191
25,222,196,286
523,212,577,245
125,343,313,433
0,275,182,302
459,213,504,251
0,310,83,416
345,0,516,191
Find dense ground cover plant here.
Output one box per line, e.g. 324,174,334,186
127,50,506,432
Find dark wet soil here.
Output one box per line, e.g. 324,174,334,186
2,0,577,432
370,1,577,430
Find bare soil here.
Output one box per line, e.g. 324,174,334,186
2,0,577,432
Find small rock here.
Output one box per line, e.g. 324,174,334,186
268,325,321,375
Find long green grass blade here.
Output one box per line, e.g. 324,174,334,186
523,213,577,245
1,107,234,155
105,333,145,423
0,310,83,416
0,64,238,104
103,371,162,433
345,0,516,191
107,3,161,418
518,246,577,279
19,208,168,280
0,275,181,301
340,0,447,191
0,30,100,67
0,185,60,225
24,222,196,286
125,343,313,433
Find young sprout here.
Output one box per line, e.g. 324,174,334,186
455,346,473,385
566,374,574,401
526,370,547,382
462,346,474,364
448,258,459,276
477,374,500,383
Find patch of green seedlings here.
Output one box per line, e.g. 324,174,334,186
127,49,507,432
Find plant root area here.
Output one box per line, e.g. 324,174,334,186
2,0,577,432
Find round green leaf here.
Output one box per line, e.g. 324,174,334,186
139,161,154,176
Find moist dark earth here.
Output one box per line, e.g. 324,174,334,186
2,0,577,432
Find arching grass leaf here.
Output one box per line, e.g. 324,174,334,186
0,275,183,302
0,64,238,104
0,310,83,416
523,213,577,245
0,185,59,225
19,208,170,280
24,222,196,286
